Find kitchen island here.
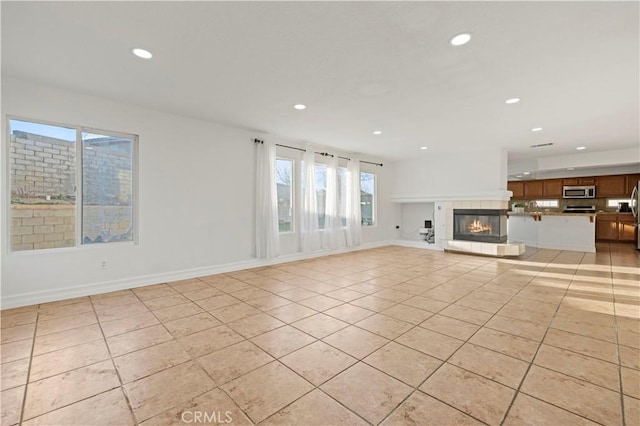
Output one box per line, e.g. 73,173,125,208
507,212,596,252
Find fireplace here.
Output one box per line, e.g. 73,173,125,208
453,209,507,243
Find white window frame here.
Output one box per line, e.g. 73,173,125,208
6,116,139,254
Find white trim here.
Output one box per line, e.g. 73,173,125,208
0,240,391,309
391,190,512,203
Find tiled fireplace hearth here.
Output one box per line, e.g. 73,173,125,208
441,201,524,257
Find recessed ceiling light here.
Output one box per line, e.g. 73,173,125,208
576,146,586,150
567,167,575,170
531,127,543,132
132,48,152,59
293,104,306,110
523,172,530,175
516,175,523,178
373,130,382,135
505,98,520,104
450,33,471,46
420,146,428,150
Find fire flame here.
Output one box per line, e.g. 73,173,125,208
468,219,492,234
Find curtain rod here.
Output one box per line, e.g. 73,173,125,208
253,138,383,167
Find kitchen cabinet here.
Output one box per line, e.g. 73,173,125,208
543,179,563,198
596,214,618,241
596,214,636,242
508,181,524,198
597,175,626,197
524,181,543,199
618,215,637,241
563,177,597,186
509,173,639,200
625,174,640,195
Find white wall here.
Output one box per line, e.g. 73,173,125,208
508,149,640,177
510,164,640,180
397,203,435,242
1,78,392,307
391,148,510,202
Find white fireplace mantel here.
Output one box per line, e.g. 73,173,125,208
391,190,512,203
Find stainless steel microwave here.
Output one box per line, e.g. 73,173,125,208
563,185,596,198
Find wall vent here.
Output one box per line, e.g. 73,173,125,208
530,142,554,148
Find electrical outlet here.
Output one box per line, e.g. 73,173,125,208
100,259,109,270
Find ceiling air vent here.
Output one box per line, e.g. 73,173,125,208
530,142,554,148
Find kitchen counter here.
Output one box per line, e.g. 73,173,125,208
508,211,633,217
508,211,595,217
507,213,596,252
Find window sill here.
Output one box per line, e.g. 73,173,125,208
9,240,137,256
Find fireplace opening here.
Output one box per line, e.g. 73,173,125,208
453,209,507,243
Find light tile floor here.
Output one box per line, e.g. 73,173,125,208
1,243,639,425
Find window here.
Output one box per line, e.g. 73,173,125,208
360,172,375,226
8,118,137,252
82,131,135,244
534,200,559,208
607,198,632,208
315,165,327,229
276,159,293,232
337,168,347,227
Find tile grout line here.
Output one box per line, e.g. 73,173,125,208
374,257,534,426
16,305,40,425
213,273,378,425
87,293,139,425
3,245,636,426
373,255,543,424
610,247,628,426
498,251,610,426
496,251,574,425
124,287,226,425
400,250,555,423
234,254,483,425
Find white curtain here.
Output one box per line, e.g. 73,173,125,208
345,158,362,247
301,150,321,252
255,140,279,258
323,156,341,249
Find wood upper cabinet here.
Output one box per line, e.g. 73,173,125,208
543,179,563,198
564,177,597,186
578,177,597,185
562,178,578,186
524,181,543,199
625,174,640,195
618,215,637,241
507,181,524,198
597,175,626,197
510,173,638,200
596,214,619,241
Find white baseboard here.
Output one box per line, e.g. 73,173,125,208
0,240,391,309
391,239,444,251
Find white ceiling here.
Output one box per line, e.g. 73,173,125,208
2,1,638,162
